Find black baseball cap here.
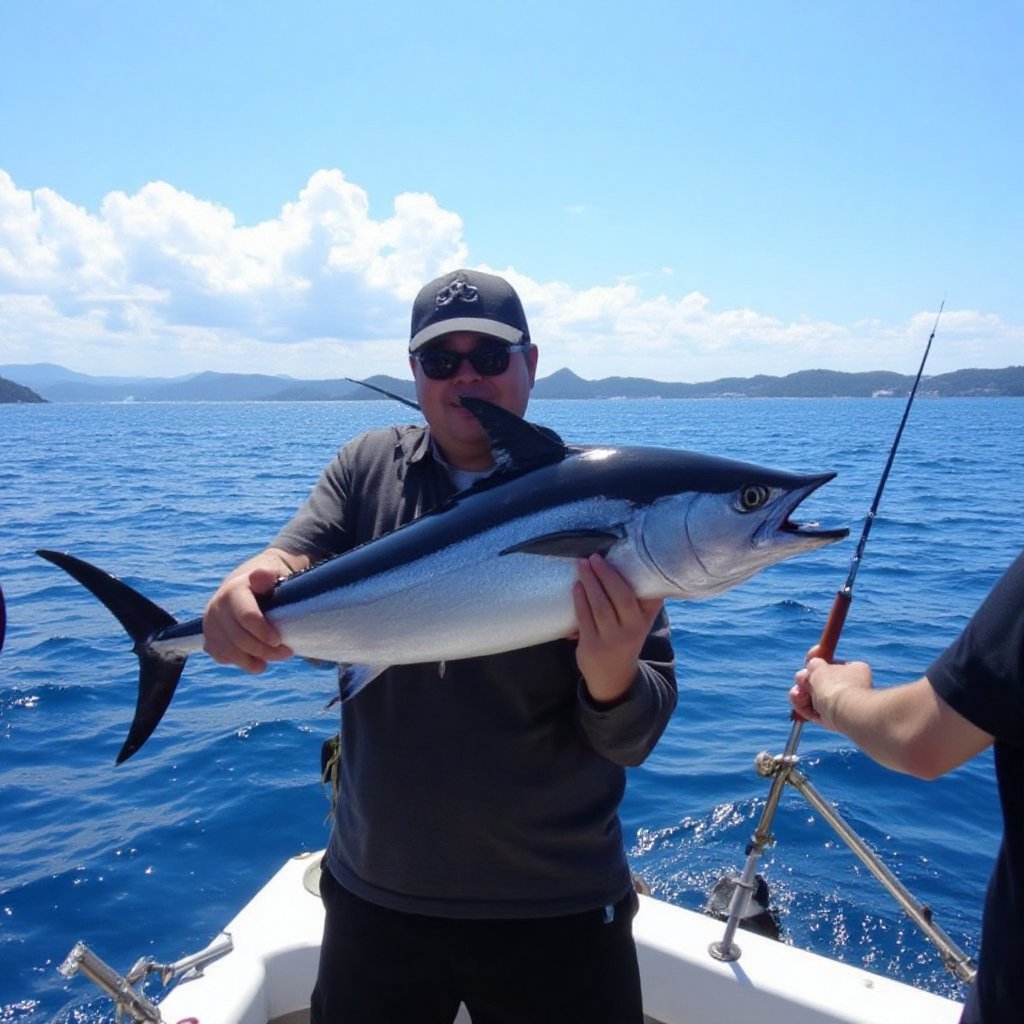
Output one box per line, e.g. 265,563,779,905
409,269,531,352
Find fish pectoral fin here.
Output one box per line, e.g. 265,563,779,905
333,663,389,704
500,526,626,559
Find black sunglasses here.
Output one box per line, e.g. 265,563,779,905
413,341,530,381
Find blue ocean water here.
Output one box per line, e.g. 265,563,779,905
1,396,1021,1021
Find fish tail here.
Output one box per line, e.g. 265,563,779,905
36,549,186,764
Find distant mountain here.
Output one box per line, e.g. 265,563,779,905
922,366,1024,397
0,375,47,403
0,363,421,404
533,366,1024,400
0,361,158,386
145,371,301,402
1,362,1022,403
0,363,196,402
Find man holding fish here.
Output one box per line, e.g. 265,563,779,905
39,264,846,1016
204,269,678,1023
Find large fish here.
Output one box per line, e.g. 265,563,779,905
39,398,848,763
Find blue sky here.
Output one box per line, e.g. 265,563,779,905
1,1,1020,381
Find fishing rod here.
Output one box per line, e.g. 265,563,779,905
807,298,944,668
710,300,946,964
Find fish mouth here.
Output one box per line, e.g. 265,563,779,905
775,473,849,544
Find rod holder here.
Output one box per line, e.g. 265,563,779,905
59,933,234,1023
60,942,162,1023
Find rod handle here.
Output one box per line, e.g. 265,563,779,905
816,588,852,663
788,587,851,728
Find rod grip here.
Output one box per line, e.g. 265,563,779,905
816,589,852,662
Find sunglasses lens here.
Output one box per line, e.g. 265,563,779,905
470,347,510,376
417,344,516,380
419,351,461,380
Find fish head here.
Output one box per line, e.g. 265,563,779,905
640,467,848,598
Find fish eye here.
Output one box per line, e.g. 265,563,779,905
737,484,771,512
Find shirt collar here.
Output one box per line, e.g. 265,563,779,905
397,426,496,490
398,425,433,466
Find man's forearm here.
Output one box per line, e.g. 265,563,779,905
828,677,990,780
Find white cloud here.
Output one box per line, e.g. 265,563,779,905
0,167,1020,381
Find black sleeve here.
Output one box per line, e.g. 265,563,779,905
927,551,1024,745
576,608,678,767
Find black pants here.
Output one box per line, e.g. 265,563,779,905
310,866,644,1024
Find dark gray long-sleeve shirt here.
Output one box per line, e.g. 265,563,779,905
273,423,677,918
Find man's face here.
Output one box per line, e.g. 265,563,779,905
410,331,538,471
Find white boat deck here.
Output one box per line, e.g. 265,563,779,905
156,852,963,1024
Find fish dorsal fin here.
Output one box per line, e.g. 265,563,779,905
500,526,627,559
458,397,566,473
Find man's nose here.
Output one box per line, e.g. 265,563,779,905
450,353,482,381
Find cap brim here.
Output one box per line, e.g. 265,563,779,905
409,317,525,352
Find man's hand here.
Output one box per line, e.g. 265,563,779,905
572,554,663,705
790,656,873,730
203,549,307,673
789,650,992,778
